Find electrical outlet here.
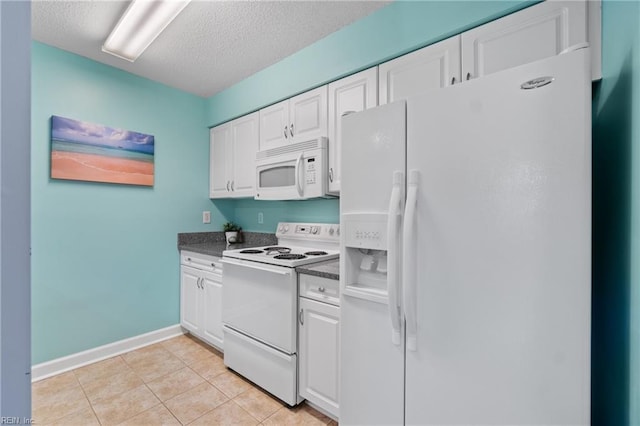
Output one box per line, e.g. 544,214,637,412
258,212,264,224
202,211,211,224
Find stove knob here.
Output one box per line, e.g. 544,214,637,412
278,226,284,233
311,226,319,234
336,227,340,236
328,227,334,236
284,225,289,232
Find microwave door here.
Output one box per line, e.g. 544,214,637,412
255,153,302,200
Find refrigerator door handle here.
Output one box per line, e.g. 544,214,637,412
403,169,419,352
387,170,404,346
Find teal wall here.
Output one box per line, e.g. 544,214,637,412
30,42,230,364
234,198,339,232
207,0,533,233
591,1,639,425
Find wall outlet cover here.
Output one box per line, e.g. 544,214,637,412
203,211,211,224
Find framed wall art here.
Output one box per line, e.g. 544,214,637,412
50,115,154,186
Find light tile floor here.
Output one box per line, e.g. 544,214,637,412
33,334,338,425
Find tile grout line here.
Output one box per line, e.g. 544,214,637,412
72,368,104,425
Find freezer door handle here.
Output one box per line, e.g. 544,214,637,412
387,170,404,346
403,169,419,351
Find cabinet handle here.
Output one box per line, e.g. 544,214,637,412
299,309,304,325
466,72,472,81
318,287,325,293
329,167,334,183
230,180,234,191
226,181,230,191
187,257,192,261
451,76,456,85
284,126,288,139
290,123,294,137
196,277,201,289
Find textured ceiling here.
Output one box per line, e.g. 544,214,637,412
32,0,390,98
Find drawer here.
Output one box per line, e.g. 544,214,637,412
223,326,300,406
181,251,223,273
299,274,339,306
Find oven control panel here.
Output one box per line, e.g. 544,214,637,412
276,222,340,242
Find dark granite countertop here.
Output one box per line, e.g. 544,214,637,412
296,259,339,280
178,231,277,258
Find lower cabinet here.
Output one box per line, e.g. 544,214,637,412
180,252,224,350
298,274,340,418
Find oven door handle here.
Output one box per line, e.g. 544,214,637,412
295,153,304,197
221,258,292,276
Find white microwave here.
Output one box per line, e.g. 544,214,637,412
255,137,332,201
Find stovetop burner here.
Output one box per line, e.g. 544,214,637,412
264,246,291,255
274,254,307,260
240,249,264,254
305,251,328,256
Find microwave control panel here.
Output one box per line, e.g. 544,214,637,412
305,157,316,185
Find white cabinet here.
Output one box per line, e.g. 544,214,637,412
379,35,461,105
259,86,328,151
461,0,598,80
180,252,224,350
209,112,259,199
298,274,340,417
327,68,378,194
378,0,600,105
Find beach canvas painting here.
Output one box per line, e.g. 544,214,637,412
51,116,155,186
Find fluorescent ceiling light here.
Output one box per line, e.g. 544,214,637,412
103,0,191,62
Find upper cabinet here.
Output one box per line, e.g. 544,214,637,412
209,112,259,199
379,35,461,105
462,1,600,81
327,68,378,194
259,86,328,151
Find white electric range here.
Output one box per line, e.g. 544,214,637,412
221,222,340,406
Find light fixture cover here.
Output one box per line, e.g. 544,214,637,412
102,0,191,62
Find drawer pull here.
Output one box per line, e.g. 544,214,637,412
318,287,325,293
299,309,304,325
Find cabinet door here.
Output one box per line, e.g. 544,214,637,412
327,68,378,195
209,124,231,198
379,35,461,105
259,99,289,151
180,266,201,334
201,270,224,350
299,298,340,417
461,1,587,80
230,112,259,198
290,86,328,143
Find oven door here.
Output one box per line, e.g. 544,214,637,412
221,257,297,354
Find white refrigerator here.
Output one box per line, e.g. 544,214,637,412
339,48,591,425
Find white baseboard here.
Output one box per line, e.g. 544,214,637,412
31,324,185,382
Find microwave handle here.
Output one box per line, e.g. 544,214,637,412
295,153,304,197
